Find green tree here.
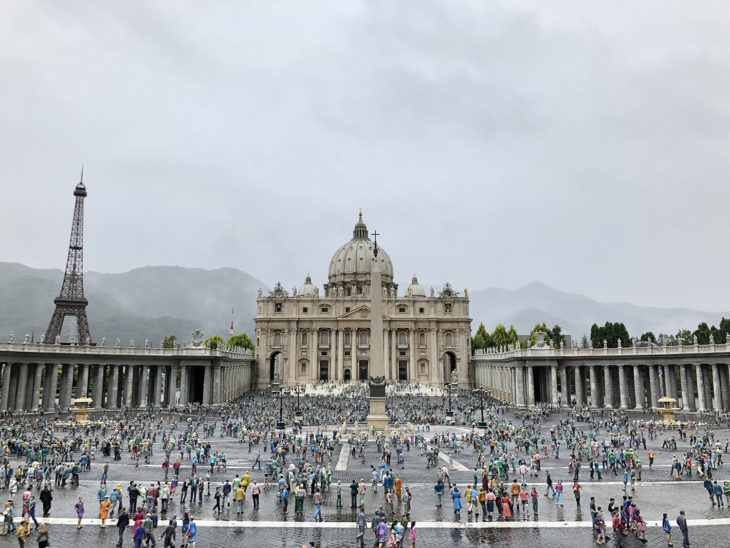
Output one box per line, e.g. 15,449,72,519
205,335,225,349
590,322,631,348
640,332,656,343
507,325,520,347
162,334,177,349
675,329,692,345
491,324,510,347
227,332,254,351
581,334,589,349
693,322,711,345
471,322,492,351
550,324,565,348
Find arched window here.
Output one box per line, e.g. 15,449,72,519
398,331,407,345
344,331,351,346
359,332,368,346
445,333,453,347
320,331,329,346
301,332,308,346
419,333,426,347
274,332,282,346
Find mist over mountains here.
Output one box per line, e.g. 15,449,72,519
1,263,726,345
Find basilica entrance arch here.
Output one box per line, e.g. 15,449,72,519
344,369,351,381
319,360,329,381
358,360,368,381
443,351,457,382
269,351,282,382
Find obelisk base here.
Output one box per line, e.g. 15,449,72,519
366,396,389,430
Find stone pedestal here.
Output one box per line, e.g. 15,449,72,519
367,395,389,430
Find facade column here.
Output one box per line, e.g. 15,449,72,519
430,330,439,385
574,366,584,406
76,364,89,399
203,366,212,405
15,363,28,410
589,366,598,408
618,365,629,409
633,365,644,409
679,365,690,411
712,363,722,410
31,363,43,411
526,366,535,406
550,365,558,405
338,328,345,382
515,366,525,406
107,365,120,409
648,365,659,409
409,330,417,382
695,364,706,412
92,365,105,408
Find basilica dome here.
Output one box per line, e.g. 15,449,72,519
405,276,426,297
328,213,394,285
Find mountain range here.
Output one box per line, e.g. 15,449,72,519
1,262,727,344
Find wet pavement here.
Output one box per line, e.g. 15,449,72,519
1,402,729,547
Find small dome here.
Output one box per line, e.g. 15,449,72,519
405,276,425,297
298,275,317,296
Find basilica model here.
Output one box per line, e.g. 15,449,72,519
254,214,471,389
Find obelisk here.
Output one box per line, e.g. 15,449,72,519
366,231,389,430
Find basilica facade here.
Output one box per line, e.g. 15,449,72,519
253,214,471,389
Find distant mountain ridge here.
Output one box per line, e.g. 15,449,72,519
0,262,266,345
1,263,726,344
469,281,730,339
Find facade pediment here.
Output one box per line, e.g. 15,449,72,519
336,305,391,321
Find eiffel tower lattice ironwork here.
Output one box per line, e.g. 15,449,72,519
45,171,91,344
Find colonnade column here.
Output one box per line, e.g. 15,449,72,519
574,366,584,406
603,365,613,408
633,365,644,409
108,365,120,409
559,365,568,406
648,365,659,409
42,364,58,410
618,365,629,409
526,366,535,406
123,365,134,407
31,363,43,411
15,364,28,409
92,365,104,408
515,366,525,406
720,364,730,412
550,365,558,405
61,364,74,409
167,365,178,406
679,365,690,411
203,366,212,405
0,363,11,412
76,364,89,399
695,364,706,412
712,364,722,410
179,367,189,406
589,366,598,408
152,365,163,406
212,365,221,404
137,366,149,407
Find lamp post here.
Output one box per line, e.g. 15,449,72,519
473,387,488,428
293,385,304,424
276,389,289,430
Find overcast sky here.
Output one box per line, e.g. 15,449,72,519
2,1,729,311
